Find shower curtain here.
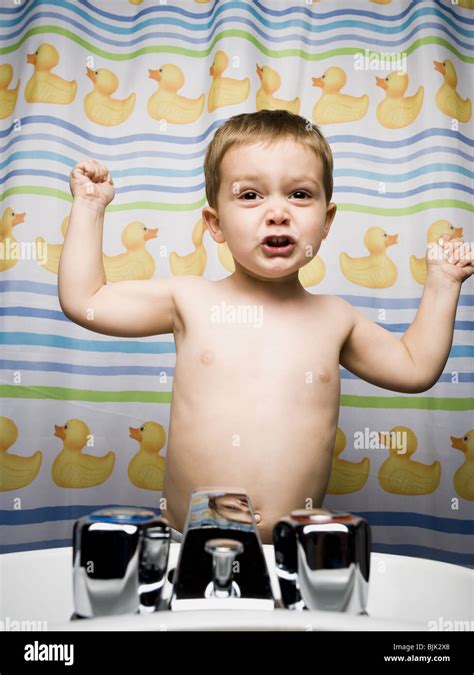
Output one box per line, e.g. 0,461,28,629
0,0,472,568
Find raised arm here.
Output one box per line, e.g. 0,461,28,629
340,234,473,394
58,159,175,337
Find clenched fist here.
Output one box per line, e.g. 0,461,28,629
69,158,115,209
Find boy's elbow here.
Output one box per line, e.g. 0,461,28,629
409,374,438,394
58,295,87,327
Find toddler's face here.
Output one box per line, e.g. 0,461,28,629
203,138,336,281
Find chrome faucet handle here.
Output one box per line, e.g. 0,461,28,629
204,538,244,599
273,509,371,614
72,507,170,618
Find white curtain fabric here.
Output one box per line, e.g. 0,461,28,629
0,0,472,567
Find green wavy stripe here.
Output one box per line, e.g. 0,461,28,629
0,385,172,404
0,386,472,410
340,395,474,411
1,188,472,215
1,27,473,64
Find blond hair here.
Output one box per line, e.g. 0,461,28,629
203,109,334,209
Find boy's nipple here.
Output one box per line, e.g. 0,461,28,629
200,349,215,365
317,367,331,383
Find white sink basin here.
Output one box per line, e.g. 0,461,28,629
1,545,471,631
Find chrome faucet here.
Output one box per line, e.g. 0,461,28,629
70,499,371,618
72,507,170,618
273,508,371,614
165,489,278,610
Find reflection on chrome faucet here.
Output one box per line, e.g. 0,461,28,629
186,491,256,534
166,489,277,611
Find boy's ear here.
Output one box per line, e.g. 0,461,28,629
322,201,337,240
202,205,226,244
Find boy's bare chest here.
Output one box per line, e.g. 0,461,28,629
173,283,349,395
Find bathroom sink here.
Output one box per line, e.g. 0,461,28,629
1,544,471,631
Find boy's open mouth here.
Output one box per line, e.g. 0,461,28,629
261,235,296,256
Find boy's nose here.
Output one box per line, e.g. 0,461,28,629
265,203,290,225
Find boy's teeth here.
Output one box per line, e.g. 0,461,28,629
267,237,290,246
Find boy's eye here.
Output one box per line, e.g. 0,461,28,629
238,190,311,200
292,190,311,199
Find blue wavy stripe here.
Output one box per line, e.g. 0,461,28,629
2,171,471,199
0,332,175,354
2,282,474,308
0,358,175,377
1,8,473,52
334,184,473,197
1,0,473,40
2,135,472,167
1,505,471,533
2,307,474,334
1,117,473,150
3,153,474,180
0,332,473,359
0,538,73,554
336,165,473,181
0,116,224,145
2,0,473,28
1,358,473,383
333,147,474,164
342,294,474,308
371,543,474,568
0,134,204,162
0,167,474,194
354,511,474,534
0,0,474,30
0,504,159,526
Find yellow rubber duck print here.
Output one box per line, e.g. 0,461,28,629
327,427,370,495
434,59,472,123
456,0,474,7
375,71,424,128
208,50,250,113
451,431,474,501
84,67,136,126
311,67,369,125
35,215,69,275
256,64,300,114
52,419,115,488
217,241,235,273
128,422,167,491
25,44,77,104
378,426,441,495
298,255,326,287
410,220,463,285
0,64,20,119
0,207,25,272
147,64,205,124
340,226,398,288
103,221,158,282
129,0,143,4
170,218,207,276
0,417,42,491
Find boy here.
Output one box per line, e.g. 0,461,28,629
58,110,472,544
